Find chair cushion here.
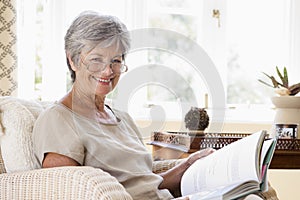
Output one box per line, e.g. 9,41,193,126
0,96,52,173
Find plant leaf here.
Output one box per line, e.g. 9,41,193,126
261,72,277,87
275,66,289,88
276,66,285,86
258,79,275,88
289,83,300,96
261,72,284,88
270,76,280,88
283,66,289,87
262,72,272,79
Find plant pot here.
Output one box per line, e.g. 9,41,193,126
271,96,300,138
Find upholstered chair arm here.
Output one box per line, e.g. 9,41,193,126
0,166,132,200
152,159,184,174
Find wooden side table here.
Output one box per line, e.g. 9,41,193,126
271,150,300,169
151,144,300,169
149,132,300,169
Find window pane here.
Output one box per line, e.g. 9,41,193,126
149,13,198,40
147,13,205,104
226,0,290,104
146,50,205,102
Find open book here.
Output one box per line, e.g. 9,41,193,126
181,130,277,200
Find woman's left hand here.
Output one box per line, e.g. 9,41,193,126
185,148,216,168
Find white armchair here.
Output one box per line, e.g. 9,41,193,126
0,96,182,199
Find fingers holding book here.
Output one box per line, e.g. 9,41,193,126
185,148,216,167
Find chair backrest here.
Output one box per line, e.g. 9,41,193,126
0,96,52,173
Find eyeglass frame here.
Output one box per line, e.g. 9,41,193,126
80,53,128,74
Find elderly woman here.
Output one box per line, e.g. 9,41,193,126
32,11,214,199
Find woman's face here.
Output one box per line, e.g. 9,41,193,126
73,45,124,97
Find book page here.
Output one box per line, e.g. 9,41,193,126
187,181,244,200
181,131,266,196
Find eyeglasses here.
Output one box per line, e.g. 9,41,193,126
81,56,128,74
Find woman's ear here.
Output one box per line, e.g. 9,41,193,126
67,53,78,71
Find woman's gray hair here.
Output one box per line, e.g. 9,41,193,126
64,11,131,82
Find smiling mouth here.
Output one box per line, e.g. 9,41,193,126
92,76,112,84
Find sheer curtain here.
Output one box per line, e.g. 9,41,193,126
40,1,67,101
17,0,36,99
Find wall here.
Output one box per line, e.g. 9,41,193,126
136,120,300,200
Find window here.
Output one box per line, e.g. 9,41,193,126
17,0,300,122
124,0,295,122
122,0,214,120
226,0,291,105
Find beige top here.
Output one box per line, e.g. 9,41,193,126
33,103,173,200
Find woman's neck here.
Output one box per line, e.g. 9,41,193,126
60,87,117,124
60,85,106,116
94,95,106,112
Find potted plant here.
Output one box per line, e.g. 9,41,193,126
258,66,300,108
258,66,300,96
258,66,300,138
